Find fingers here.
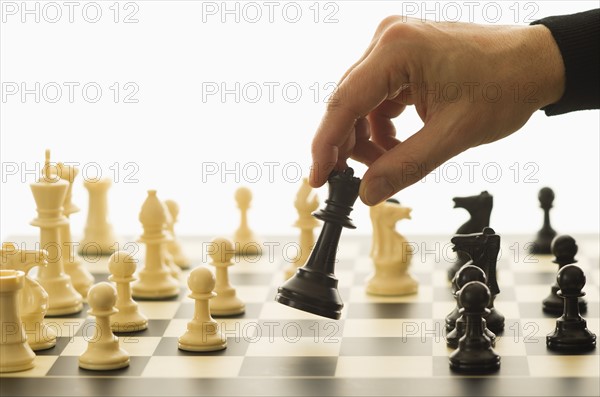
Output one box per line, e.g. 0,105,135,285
359,118,464,205
310,55,393,188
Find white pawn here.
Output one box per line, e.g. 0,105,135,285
233,187,261,255
164,200,191,269
0,269,36,373
0,243,57,351
79,282,130,370
178,267,227,352
108,251,148,332
209,237,245,316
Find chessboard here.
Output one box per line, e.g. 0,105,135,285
1,234,599,397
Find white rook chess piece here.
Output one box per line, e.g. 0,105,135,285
79,177,117,256
162,201,182,279
31,150,83,316
0,243,57,351
233,187,261,255
108,251,148,332
285,178,320,279
56,163,94,297
209,237,245,316
178,267,227,352
79,282,130,370
132,190,180,299
0,269,36,373
367,200,418,296
164,200,191,269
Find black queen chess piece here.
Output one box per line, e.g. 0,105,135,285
275,168,361,320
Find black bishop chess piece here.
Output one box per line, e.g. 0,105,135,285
275,168,361,320
530,187,557,255
449,280,500,373
450,227,504,334
546,264,596,353
447,191,493,280
446,264,496,349
542,235,587,315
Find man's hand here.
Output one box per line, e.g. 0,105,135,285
309,16,565,205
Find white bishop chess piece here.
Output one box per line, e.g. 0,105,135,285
79,282,130,370
178,267,227,352
0,243,57,351
132,190,180,299
108,251,148,332
56,162,94,297
367,199,418,296
0,269,36,373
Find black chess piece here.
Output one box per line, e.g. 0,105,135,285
449,281,500,373
542,235,587,315
446,265,496,349
275,168,361,320
547,264,596,352
530,187,557,254
447,191,493,280
451,227,504,334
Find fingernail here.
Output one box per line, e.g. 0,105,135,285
364,177,394,205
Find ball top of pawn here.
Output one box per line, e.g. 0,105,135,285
235,187,252,209
88,282,117,313
557,264,586,297
551,235,578,264
188,267,215,295
459,281,490,314
209,237,235,264
538,187,555,207
108,251,137,279
455,265,487,290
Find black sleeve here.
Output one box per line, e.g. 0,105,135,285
530,9,600,116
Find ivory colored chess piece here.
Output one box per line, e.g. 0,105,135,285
162,201,182,279
31,150,83,316
233,187,261,255
0,269,36,373
79,177,117,256
108,251,148,332
178,267,227,352
132,190,180,299
0,243,57,351
284,178,320,279
209,237,245,316
164,200,191,269
56,163,94,297
367,199,418,296
79,282,130,370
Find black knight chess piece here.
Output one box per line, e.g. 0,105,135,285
542,235,587,315
530,187,557,255
546,264,596,352
449,281,500,373
275,168,361,320
448,191,493,280
451,227,504,334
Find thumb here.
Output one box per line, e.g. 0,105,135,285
359,120,460,205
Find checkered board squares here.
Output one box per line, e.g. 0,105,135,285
1,235,599,397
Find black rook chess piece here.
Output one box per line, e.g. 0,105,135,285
447,191,493,280
546,264,596,353
275,168,361,320
449,281,500,373
542,235,587,315
531,187,557,254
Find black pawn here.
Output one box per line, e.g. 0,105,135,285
275,168,361,320
445,264,486,332
543,235,587,314
449,281,500,373
446,266,496,349
547,265,596,352
530,187,557,254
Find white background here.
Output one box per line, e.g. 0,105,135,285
1,0,599,241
